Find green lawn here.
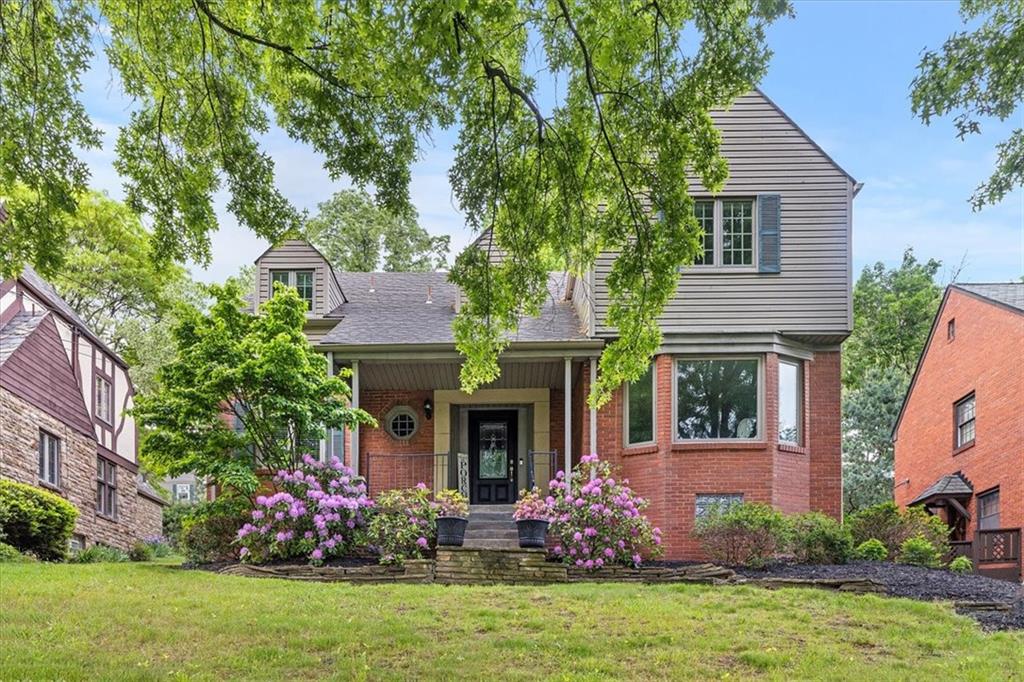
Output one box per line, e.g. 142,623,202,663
1,562,1021,681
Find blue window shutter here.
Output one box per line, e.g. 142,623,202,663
758,194,781,274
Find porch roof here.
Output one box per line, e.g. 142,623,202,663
909,472,974,506
352,358,589,391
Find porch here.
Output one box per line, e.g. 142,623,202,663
323,348,602,504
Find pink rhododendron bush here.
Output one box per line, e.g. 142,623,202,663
236,455,373,564
365,484,438,565
548,454,662,569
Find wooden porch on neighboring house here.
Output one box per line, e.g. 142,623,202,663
320,347,603,503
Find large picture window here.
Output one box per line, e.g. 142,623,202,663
38,430,61,487
96,456,117,519
675,358,760,440
625,363,655,445
271,270,315,310
778,359,803,445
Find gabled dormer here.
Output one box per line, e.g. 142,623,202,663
254,239,346,318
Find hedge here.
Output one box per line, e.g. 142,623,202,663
0,480,79,560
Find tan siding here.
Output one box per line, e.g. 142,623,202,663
255,240,334,317
593,90,853,337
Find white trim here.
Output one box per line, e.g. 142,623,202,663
351,359,360,474
777,356,803,446
564,358,572,486
589,357,598,457
624,361,657,447
672,355,764,443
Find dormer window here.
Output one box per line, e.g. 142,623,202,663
271,270,314,310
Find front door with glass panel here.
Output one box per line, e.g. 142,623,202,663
468,410,518,504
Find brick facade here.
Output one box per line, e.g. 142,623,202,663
0,388,161,551
894,289,1023,542
353,350,842,560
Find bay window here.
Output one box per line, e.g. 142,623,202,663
625,363,655,445
675,358,760,440
778,359,803,445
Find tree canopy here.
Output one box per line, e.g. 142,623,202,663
132,283,374,495
911,0,1024,208
2,0,791,405
305,189,449,272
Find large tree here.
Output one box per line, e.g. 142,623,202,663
132,283,374,495
2,0,790,404
911,0,1024,209
305,189,449,272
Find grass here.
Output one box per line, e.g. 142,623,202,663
1,562,1022,681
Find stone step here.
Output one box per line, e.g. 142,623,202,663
462,538,521,550
469,504,515,513
464,528,518,540
464,520,515,531
467,511,515,524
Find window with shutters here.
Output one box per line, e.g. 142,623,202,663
685,197,773,270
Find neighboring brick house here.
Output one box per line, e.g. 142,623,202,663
893,283,1023,581
0,266,165,551
255,89,858,561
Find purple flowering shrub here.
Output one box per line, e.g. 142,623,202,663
365,484,437,565
512,488,552,521
236,455,373,564
548,454,662,569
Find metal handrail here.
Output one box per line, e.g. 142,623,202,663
526,450,558,491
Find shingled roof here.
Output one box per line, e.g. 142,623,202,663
0,311,46,366
953,282,1024,313
320,271,588,346
909,472,974,506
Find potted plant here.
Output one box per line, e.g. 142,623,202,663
513,488,552,548
434,489,469,547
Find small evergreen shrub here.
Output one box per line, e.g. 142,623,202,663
162,503,196,549
854,538,888,561
180,496,250,563
897,536,942,568
693,502,791,568
789,512,853,564
128,540,154,562
0,479,78,561
0,541,34,563
71,544,129,563
948,555,973,574
366,485,436,565
847,502,951,559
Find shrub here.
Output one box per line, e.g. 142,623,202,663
513,488,552,522
897,535,942,568
846,502,950,559
142,535,173,558
128,540,154,562
0,541,35,563
693,502,791,568
0,480,78,561
237,455,373,564
162,503,196,549
949,555,973,574
366,485,436,565
789,512,853,564
434,489,469,518
854,538,889,561
71,544,129,563
180,496,250,564
547,455,661,569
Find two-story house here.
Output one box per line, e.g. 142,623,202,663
255,89,857,560
893,283,1022,581
0,266,165,551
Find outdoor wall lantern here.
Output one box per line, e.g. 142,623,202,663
423,398,433,420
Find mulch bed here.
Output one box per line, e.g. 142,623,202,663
737,561,1024,631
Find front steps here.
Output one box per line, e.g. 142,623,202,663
463,504,518,550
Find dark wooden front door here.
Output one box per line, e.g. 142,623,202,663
468,410,518,504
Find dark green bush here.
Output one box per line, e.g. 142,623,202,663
789,512,853,564
897,536,942,568
180,496,249,564
0,541,35,563
854,538,888,561
847,502,950,559
128,540,154,562
71,544,129,563
948,555,973,574
0,480,78,560
693,502,791,568
162,503,195,549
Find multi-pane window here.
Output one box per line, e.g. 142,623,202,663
96,457,117,519
95,376,112,423
721,200,754,265
778,359,803,445
676,358,760,440
38,430,61,487
695,494,744,519
693,200,715,265
978,489,1000,530
625,363,655,445
955,393,975,448
174,483,193,503
271,270,314,310
385,407,418,440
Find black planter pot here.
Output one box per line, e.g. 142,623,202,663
516,519,549,548
436,516,469,547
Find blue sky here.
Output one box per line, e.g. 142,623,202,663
79,1,1023,284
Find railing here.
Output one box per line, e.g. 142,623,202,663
948,541,973,560
363,452,450,496
526,450,559,492
975,528,1021,582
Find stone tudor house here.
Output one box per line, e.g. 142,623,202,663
893,283,1023,581
257,90,859,561
0,266,165,552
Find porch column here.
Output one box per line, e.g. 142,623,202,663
564,357,572,485
322,352,335,461
351,359,360,475
589,357,598,458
